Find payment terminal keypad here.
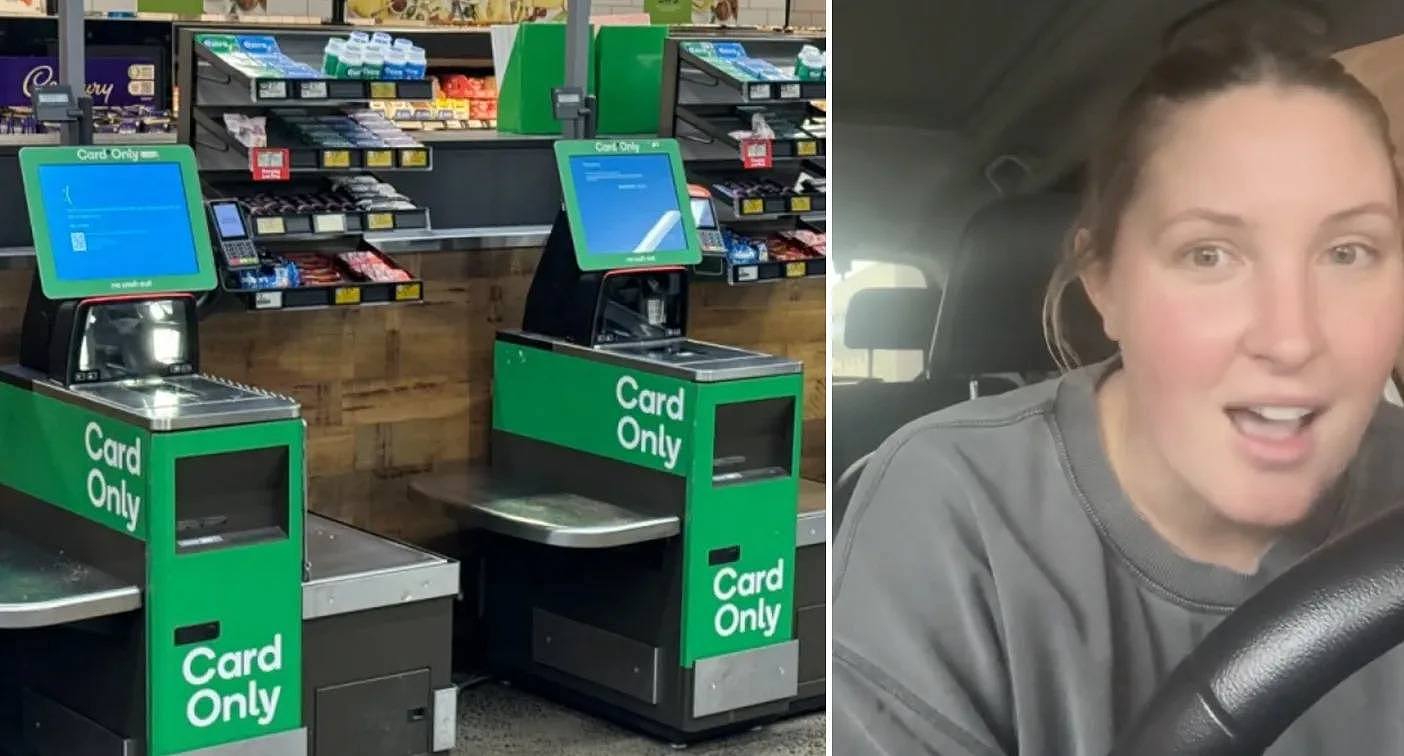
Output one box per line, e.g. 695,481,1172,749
220,239,260,269
699,229,727,254
209,201,261,269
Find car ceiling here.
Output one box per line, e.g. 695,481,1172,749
833,0,1404,267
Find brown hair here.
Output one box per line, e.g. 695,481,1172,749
1042,8,1403,370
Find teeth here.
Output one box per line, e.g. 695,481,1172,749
1248,406,1313,422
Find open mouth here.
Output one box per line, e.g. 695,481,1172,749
1225,405,1322,443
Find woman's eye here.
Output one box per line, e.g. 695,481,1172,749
1184,245,1230,268
1326,242,1375,266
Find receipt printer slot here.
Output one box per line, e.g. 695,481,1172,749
175,447,289,552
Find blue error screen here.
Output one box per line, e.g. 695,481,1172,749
37,162,199,281
570,154,686,255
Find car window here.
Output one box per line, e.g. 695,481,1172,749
831,261,929,381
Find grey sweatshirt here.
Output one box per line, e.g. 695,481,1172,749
832,360,1404,755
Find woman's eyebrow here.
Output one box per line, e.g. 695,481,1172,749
1154,207,1246,241
1321,202,1397,225
1154,202,1398,241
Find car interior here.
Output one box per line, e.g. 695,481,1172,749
832,0,1404,524
835,1,1404,749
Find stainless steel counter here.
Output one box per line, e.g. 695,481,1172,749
303,514,459,620
0,530,141,629
410,472,681,549
501,330,803,383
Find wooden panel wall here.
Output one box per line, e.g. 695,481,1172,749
0,252,825,542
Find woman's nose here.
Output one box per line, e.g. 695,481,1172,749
1240,266,1324,371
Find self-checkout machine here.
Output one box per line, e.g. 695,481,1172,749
0,142,459,756
409,136,805,741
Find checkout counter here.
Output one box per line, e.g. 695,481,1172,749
411,138,826,741
0,145,459,756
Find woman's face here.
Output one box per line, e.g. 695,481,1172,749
1089,83,1404,529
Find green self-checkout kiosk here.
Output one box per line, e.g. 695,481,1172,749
0,145,459,756
414,138,817,741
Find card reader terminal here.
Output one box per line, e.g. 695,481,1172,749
208,201,261,269
688,185,726,254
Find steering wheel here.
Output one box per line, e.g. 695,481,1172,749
1110,502,1404,755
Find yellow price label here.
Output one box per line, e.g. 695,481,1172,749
368,81,397,99
365,150,394,168
366,212,394,230
322,150,351,168
395,283,422,301
785,262,808,278
399,149,428,168
255,216,286,235
334,287,362,305
741,198,765,215
790,196,812,213
796,141,818,157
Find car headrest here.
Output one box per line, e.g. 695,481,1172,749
843,287,942,352
930,193,1112,377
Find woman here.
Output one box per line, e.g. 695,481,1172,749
833,21,1404,756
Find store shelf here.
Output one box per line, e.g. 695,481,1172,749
193,110,431,173
193,38,433,107
228,277,425,310
0,131,177,147
696,253,826,285
412,129,555,144
676,104,825,160
223,246,425,311
246,206,430,239
709,183,826,219
678,47,825,103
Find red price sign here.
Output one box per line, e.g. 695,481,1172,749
740,137,773,170
250,147,290,182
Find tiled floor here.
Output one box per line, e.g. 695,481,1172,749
454,681,825,755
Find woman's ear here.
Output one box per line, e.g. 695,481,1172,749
1075,230,1121,343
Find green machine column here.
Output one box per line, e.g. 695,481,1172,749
493,341,801,668
1,144,308,755
147,421,304,753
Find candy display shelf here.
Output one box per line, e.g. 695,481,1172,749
0,131,177,146
675,103,826,160
660,32,827,287
177,24,437,313
192,109,432,172
699,165,827,220
676,45,825,103
204,177,430,241
222,244,426,311
193,40,433,106
696,252,826,285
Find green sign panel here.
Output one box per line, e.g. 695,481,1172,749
494,341,695,475
0,383,148,539
554,138,702,272
147,421,304,754
678,373,801,665
493,340,802,666
18,144,217,300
